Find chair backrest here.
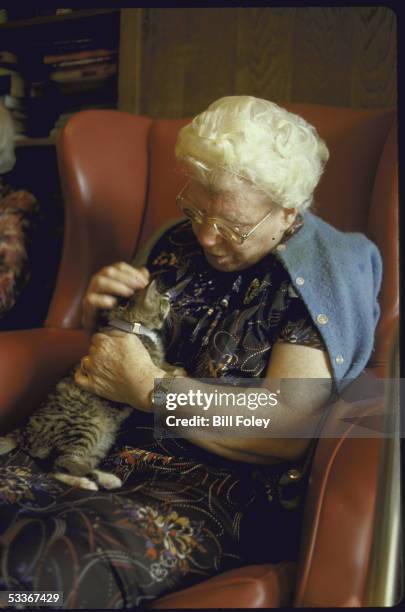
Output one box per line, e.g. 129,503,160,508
46,111,152,328
50,104,398,606
49,105,398,371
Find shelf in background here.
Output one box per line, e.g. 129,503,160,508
0,9,119,30
15,138,57,147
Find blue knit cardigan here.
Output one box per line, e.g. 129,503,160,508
275,212,382,392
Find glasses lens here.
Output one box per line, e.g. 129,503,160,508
178,199,204,224
185,207,204,223
177,193,245,244
214,222,243,245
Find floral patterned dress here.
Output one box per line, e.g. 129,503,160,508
0,219,326,609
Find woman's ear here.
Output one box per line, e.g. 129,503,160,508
282,207,297,227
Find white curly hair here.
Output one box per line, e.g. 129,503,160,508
175,96,329,211
0,103,16,174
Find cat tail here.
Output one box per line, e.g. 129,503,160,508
0,434,18,454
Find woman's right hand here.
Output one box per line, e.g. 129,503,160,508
81,262,150,331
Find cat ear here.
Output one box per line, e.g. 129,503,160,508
144,279,159,303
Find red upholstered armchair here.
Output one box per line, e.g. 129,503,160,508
0,104,398,607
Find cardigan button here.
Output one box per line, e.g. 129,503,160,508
335,355,344,365
296,277,305,286
276,243,286,252
317,313,329,325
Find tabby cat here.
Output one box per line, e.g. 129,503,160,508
0,280,182,490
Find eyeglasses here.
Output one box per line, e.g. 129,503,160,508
176,183,273,245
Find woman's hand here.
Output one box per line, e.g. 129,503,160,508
81,263,150,331
74,330,164,411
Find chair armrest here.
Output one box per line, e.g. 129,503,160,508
294,370,385,607
151,562,296,609
0,328,90,432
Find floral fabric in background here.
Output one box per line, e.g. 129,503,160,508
0,178,38,318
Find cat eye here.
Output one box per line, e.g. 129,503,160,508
176,183,273,245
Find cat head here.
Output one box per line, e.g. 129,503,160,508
111,279,171,330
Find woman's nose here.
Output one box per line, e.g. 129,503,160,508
194,220,221,248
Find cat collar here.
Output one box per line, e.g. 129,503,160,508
108,318,159,344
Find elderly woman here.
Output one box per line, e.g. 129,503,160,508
0,97,381,607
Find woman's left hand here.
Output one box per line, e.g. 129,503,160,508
74,330,163,411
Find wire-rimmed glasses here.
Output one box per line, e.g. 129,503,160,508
176,183,273,245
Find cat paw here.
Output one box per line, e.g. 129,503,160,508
76,478,99,491
79,478,99,491
92,469,122,490
52,472,99,491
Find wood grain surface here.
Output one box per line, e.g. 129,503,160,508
137,7,396,117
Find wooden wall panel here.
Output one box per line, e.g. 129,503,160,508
137,7,397,118
180,9,238,116
140,9,187,118
234,7,295,102
290,8,355,106
350,7,397,108
118,9,142,113
140,8,239,118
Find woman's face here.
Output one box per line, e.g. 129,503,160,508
183,175,297,272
